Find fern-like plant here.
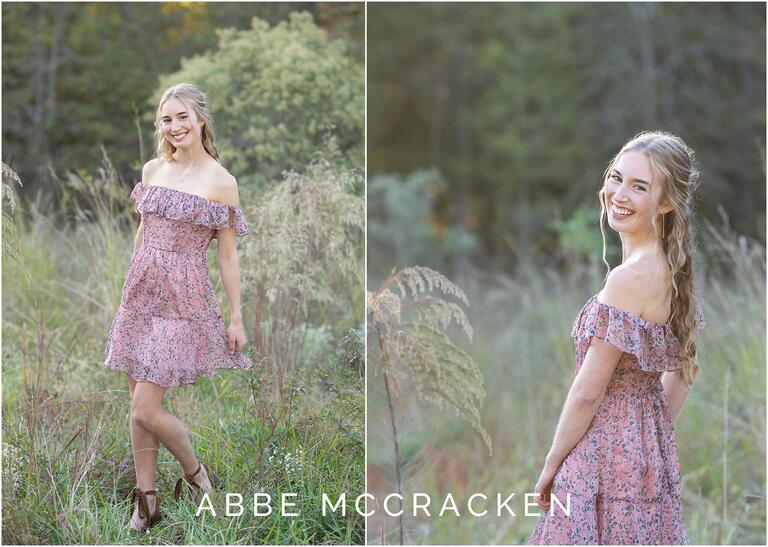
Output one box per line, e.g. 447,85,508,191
1,162,29,288
367,265,491,543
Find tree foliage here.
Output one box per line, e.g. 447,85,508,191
155,11,364,192
368,3,766,273
2,3,363,203
368,169,478,278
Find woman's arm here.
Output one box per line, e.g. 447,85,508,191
132,159,158,259
545,267,643,470
534,266,642,510
212,175,247,353
662,371,690,422
544,338,623,469
216,234,244,325
534,338,623,511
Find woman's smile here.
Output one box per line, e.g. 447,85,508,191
610,203,635,220
604,150,657,233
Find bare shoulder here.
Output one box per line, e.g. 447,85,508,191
600,253,672,320
209,167,241,207
598,263,646,316
141,157,164,183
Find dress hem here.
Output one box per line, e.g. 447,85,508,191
101,359,253,388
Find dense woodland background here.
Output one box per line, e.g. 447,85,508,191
369,2,765,278
3,2,364,203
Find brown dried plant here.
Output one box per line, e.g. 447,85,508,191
238,139,364,398
368,265,491,544
2,162,29,287
369,265,491,452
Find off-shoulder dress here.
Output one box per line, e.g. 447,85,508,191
103,181,253,387
528,294,704,545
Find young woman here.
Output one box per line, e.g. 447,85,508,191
528,131,705,544
103,83,252,531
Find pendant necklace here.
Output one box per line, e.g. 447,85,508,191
177,157,195,186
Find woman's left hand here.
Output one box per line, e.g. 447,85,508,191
227,321,247,354
533,462,559,512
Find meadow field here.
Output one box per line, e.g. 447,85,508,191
368,220,766,545
2,157,365,544
2,6,364,543
367,3,764,542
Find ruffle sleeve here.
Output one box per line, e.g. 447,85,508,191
129,180,147,210
130,181,250,237
570,296,683,372
210,205,250,239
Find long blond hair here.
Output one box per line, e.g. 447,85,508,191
598,130,703,386
153,83,220,162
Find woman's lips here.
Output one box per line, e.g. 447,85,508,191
611,204,635,220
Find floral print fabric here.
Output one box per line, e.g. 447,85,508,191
528,295,704,545
103,182,253,387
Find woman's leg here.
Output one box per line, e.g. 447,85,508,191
130,380,210,488
127,375,160,491
126,374,160,529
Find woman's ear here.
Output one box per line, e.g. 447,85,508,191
658,196,674,215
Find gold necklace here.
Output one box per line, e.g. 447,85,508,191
177,157,195,185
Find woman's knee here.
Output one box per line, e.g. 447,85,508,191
130,402,156,430
130,382,167,430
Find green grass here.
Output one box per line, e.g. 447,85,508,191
2,174,364,544
368,227,765,544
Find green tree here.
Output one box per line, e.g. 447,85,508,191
1,3,362,203
368,3,766,274
368,169,477,279
154,11,363,193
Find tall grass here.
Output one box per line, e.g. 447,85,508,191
367,220,765,544
2,155,364,544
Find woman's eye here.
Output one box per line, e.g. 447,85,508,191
633,185,647,192
609,174,621,182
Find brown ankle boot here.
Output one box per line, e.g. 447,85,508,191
128,487,161,531
174,461,219,504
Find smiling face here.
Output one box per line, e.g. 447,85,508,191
603,149,672,237
160,97,204,149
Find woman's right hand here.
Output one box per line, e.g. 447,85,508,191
533,462,558,512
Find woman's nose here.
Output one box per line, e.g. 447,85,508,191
613,184,629,203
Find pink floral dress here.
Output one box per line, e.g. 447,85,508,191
103,181,253,387
529,294,704,545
